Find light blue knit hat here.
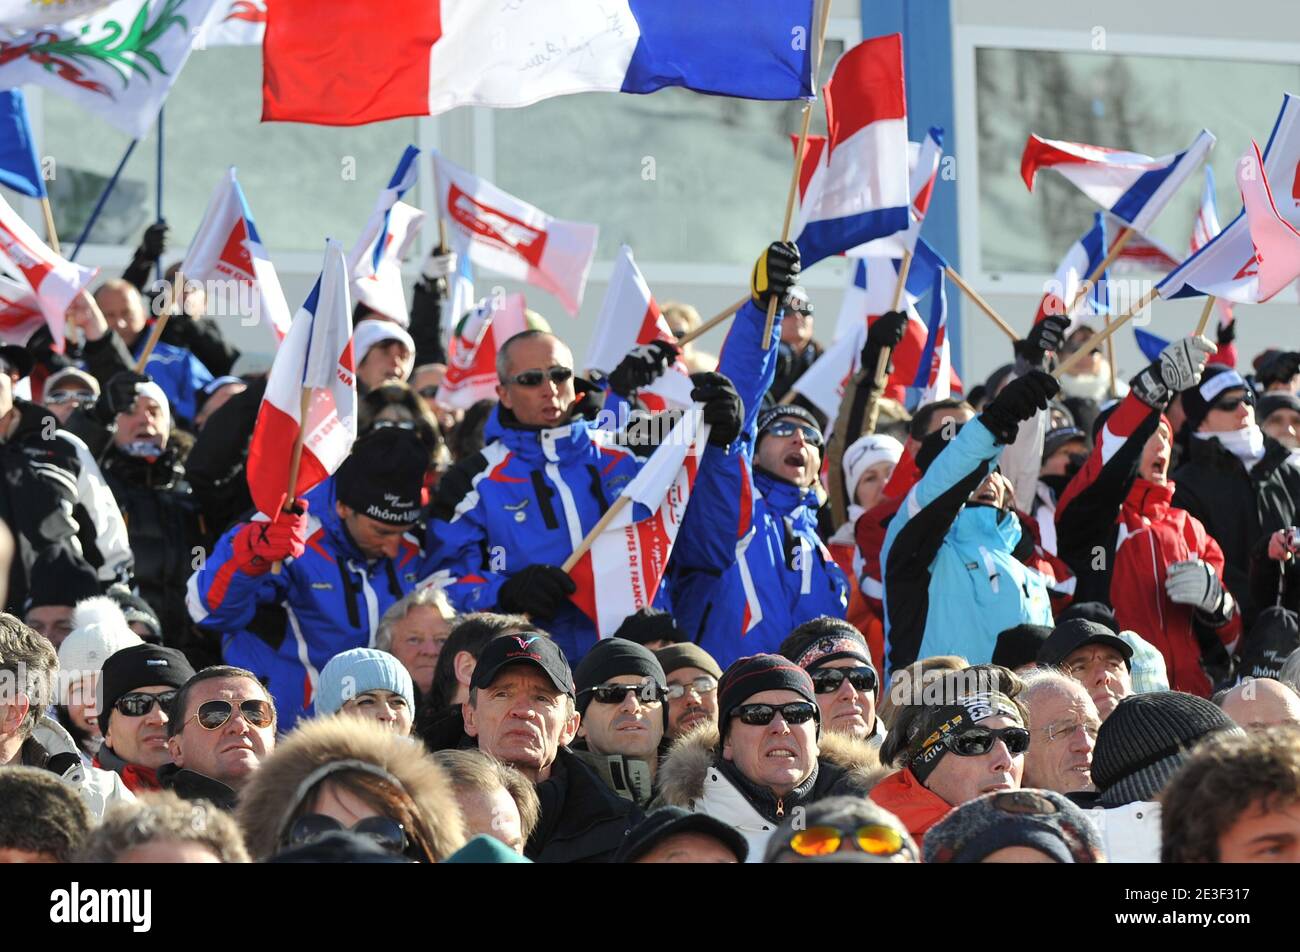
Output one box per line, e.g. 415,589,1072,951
1117,630,1169,694
316,648,415,717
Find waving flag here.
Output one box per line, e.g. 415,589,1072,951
1034,213,1111,333
0,192,97,351
436,293,529,410
1186,167,1235,326
200,0,264,45
1158,95,1300,305
433,152,597,316
568,404,709,637
1236,140,1300,302
264,0,814,126
0,91,45,199
586,246,694,412
347,146,425,326
1022,129,1215,234
0,1,114,27
0,271,44,345
180,167,292,343
910,239,952,404
792,34,910,268
246,241,357,520
853,127,944,260
0,0,219,138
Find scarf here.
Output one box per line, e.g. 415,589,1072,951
1196,423,1266,467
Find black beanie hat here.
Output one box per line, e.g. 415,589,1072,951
1056,601,1118,634
1178,366,1252,437
717,654,818,741
991,625,1053,671
23,555,100,612
573,638,667,716
335,426,429,525
1092,692,1240,808
100,644,195,731
755,404,823,445
611,608,682,647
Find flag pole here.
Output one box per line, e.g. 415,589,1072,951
1104,312,1118,397
1054,286,1158,379
761,0,835,350
1064,226,1134,317
155,107,164,282
561,495,632,573
945,266,1019,341
270,387,314,577
677,295,749,346
39,198,60,255
134,270,183,373
863,248,914,432
71,138,138,261
1194,295,1217,337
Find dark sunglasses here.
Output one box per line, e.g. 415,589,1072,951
186,698,274,731
732,701,818,727
787,823,906,858
941,726,1031,758
763,419,824,447
582,679,664,705
508,366,573,388
416,386,440,401
811,666,877,695
286,814,408,854
114,690,177,718
664,675,718,700
1210,395,1253,413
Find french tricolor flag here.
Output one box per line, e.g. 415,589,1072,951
792,34,911,269
1188,167,1235,326
246,240,358,520
586,245,694,412
263,0,814,126
1034,212,1111,333
1022,129,1215,233
909,239,952,404
852,126,945,260
347,146,427,327
1159,94,1300,305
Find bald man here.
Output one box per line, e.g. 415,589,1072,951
1217,678,1300,730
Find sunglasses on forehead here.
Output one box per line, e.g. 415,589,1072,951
763,420,824,447
508,366,573,388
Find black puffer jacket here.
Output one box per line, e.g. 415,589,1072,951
527,746,639,864
1171,435,1300,629
101,442,207,658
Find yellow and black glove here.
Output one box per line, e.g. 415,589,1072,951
750,241,801,308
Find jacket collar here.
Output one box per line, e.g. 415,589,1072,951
1121,478,1174,525
715,754,818,824
157,763,238,810
95,745,161,790
486,405,595,466
950,504,1020,549
754,467,820,521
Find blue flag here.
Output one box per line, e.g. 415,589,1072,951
0,90,45,199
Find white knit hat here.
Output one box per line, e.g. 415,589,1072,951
56,597,143,677
353,318,415,369
843,434,904,503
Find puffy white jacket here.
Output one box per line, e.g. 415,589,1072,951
31,715,135,819
1087,800,1161,863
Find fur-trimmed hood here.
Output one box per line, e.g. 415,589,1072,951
656,723,889,811
235,716,466,861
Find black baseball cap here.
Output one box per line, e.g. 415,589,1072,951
614,806,748,863
470,632,575,697
1037,619,1134,670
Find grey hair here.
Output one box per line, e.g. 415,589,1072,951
1019,666,1091,712
375,586,455,652
1279,648,1300,698
76,790,251,863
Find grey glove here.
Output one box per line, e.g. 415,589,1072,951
1165,559,1229,618
1130,336,1215,409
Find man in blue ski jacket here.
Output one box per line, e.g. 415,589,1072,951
669,241,850,667
187,426,433,729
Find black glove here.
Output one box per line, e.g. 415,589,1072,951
750,241,801,308
98,371,153,422
866,311,908,350
496,564,578,619
1015,313,1069,369
979,370,1060,445
1216,319,1236,347
690,371,743,447
1258,350,1300,388
608,340,679,398
571,376,606,422
142,221,168,260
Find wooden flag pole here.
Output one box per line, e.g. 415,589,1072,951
760,0,835,350
1194,295,1218,337
678,295,749,346
40,198,60,255
1064,226,1135,317
1054,286,1158,379
861,248,915,433
270,387,315,576
133,269,183,373
561,495,632,574
944,266,1019,341
1104,312,1118,397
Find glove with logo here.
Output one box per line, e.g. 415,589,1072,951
979,370,1060,445
1015,313,1070,369
608,340,679,398
497,564,578,619
690,372,743,447
1165,558,1231,621
232,501,310,575
1130,336,1216,409
750,241,801,308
